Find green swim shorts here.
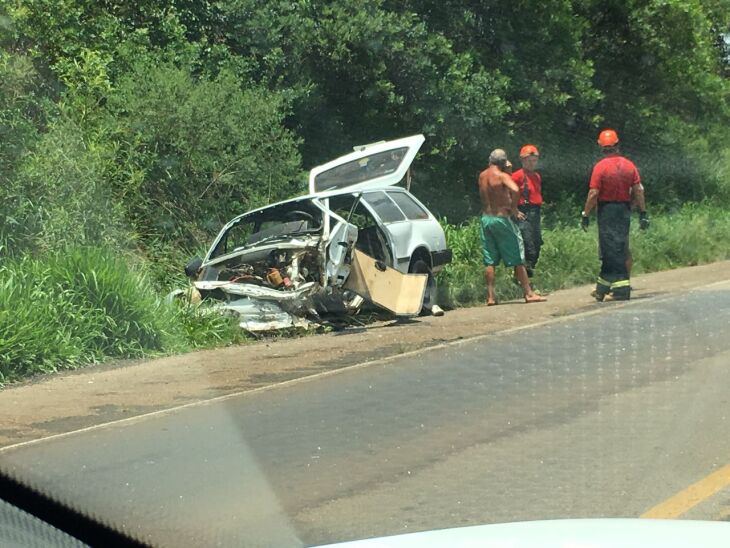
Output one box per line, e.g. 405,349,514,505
479,214,526,267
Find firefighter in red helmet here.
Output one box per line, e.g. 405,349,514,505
581,129,649,301
512,144,543,286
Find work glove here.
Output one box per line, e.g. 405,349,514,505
639,211,649,231
580,212,590,232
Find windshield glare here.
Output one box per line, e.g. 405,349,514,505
1,1,729,547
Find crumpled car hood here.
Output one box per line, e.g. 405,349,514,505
194,280,319,301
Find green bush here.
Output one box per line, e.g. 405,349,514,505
0,247,165,381
3,116,130,255
0,52,51,252
631,203,730,273
173,301,249,350
105,60,305,248
438,204,730,307
0,246,248,384
0,52,46,182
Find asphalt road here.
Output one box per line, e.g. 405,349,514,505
2,281,730,547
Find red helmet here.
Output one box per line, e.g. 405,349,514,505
519,144,539,158
597,129,619,147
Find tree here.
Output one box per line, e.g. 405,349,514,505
105,60,303,246
575,0,730,202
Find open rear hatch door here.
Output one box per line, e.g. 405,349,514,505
309,134,425,195
344,249,427,316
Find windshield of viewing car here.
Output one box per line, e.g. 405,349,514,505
1,2,729,548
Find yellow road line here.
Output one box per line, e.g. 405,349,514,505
641,464,730,519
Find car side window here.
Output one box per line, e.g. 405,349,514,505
387,191,430,220
362,191,406,224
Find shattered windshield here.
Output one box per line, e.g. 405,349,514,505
209,202,323,260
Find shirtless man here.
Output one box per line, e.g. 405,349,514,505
478,149,547,305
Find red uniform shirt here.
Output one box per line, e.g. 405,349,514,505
589,154,641,202
512,169,543,206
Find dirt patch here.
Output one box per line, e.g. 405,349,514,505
32,404,159,434
0,261,728,448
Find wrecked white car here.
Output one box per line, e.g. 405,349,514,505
180,134,452,331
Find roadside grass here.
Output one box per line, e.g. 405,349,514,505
0,247,248,384
2,203,729,385
437,203,730,307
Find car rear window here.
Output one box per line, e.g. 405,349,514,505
313,147,408,192
362,191,406,223
388,191,430,220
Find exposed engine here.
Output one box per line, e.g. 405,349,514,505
216,248,321,291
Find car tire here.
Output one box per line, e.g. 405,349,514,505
409,258,437,316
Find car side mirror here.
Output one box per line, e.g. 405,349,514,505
184,257,203,279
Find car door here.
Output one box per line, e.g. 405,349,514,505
359,190,410,271
326,218,358,288
343,249,428,316
308,134,425,195
310,197,359,288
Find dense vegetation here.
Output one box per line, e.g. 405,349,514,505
438,203,730,306
0,246,247,383
0,1,728,381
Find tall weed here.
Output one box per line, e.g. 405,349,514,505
0,246,247,383
438,204,730,307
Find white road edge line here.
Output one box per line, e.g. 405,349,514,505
2,280,728,454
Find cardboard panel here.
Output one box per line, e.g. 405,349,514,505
344,250,427,315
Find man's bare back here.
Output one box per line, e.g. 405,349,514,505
479,164,519,217
477,150,547,305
